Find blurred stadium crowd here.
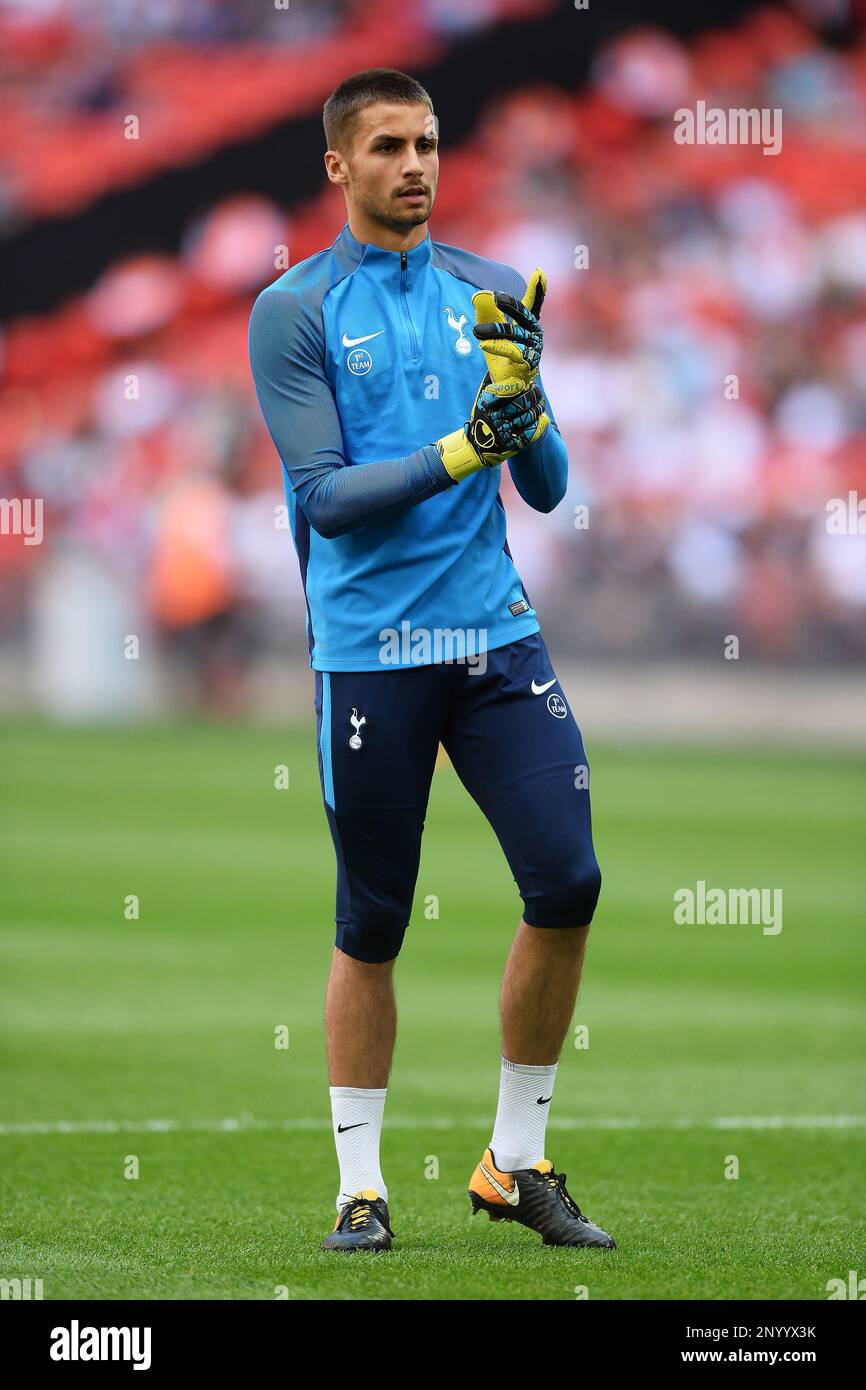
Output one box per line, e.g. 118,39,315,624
1,0,865,715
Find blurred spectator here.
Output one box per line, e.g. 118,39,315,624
1,2,866,717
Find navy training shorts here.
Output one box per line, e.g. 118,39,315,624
312,630,601,964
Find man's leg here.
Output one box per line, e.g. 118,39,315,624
326,947,397,1088
443,633,615,1245
491,920,588,1171
313,664,450,1241
325,948,396,1208
500,919,589,1065
440,632,600,1162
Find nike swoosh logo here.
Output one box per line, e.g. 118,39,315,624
479,1161,520,1206
531,678,557,695
336,1122,369,1133
342,330,385,348
537,1095,552,1105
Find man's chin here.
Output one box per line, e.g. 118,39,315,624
391,208,429,229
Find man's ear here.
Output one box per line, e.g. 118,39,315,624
324,151,349,186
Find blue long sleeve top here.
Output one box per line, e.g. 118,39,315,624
248,222,568,670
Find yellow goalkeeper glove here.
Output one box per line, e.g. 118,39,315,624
435,371,549,483
471,267,547,391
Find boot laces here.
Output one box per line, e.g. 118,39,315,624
544,1169,589,1223
338,1198,373,1231
340,1195,392,1236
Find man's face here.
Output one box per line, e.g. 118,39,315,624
339,102,438,232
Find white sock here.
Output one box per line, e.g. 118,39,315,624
489,1057,558,1171
329,1086,388,1211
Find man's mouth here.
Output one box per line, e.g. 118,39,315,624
398,188,426,200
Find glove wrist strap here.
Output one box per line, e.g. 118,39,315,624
435,427,482,482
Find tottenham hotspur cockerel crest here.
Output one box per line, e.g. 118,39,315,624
348,707,366,750
444,306,473,356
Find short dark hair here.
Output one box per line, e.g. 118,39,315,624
323,68,434,155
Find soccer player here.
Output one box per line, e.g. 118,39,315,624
248,68,615,1252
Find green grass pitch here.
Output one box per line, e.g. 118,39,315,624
0,720,864,1300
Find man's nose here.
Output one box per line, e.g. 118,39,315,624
401,149,424,179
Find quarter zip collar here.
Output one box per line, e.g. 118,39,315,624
339,222,433,276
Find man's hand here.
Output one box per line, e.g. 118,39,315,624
434,268,550,483
472,267,547,388
435,372,549,482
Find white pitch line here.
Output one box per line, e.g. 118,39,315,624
0,1116,864,1137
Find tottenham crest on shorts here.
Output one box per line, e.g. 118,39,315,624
348,707,366,749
